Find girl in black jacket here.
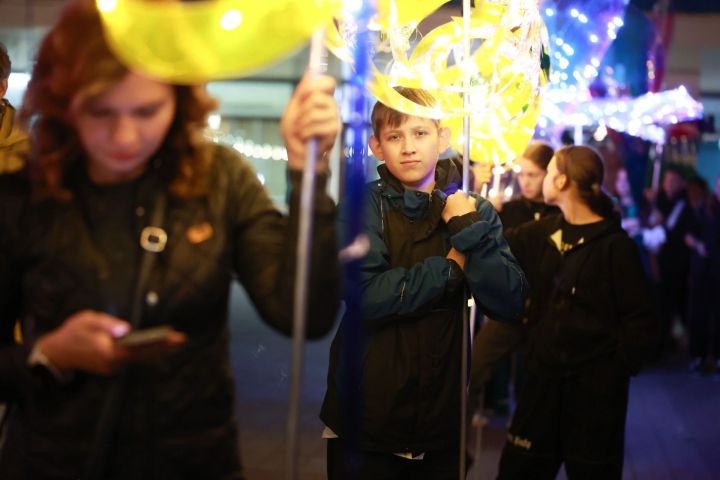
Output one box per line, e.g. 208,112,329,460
497,146,657,480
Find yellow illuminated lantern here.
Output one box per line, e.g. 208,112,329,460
329,0,550,167
96,0,342,83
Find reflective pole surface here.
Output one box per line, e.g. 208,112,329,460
338,2,375,480
285,28,327,480
460,0,472,478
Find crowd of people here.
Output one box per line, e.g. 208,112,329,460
610,164,720,372
1,1,718,479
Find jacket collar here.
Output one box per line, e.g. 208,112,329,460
542,212,624,253
376,158,463,219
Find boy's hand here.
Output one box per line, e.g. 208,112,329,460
280,73,339,173
447,247,466,270
442,191,476,223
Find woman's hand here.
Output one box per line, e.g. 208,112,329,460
280,73,339,173
37,310,186,376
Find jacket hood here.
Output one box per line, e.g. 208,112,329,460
377,157,463,196
376,158,464,220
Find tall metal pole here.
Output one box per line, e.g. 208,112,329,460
460,1,472,478
286,28,327,480
339,2,375,480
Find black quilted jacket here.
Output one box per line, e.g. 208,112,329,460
0,144,339,479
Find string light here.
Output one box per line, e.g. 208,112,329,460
541,0,628,92
540,86,703,144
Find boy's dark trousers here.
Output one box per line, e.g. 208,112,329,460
327,438,459,480
497,358,629,480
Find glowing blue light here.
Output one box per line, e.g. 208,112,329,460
578,14,588,23
555,37,564,46
589,34,599,43
570,8,579,17
608,30,617,40
545,8,555,17
562,44,575,56
613,16,624,27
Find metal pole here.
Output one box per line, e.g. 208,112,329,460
651,142,664,192
574,123,583,145
285,28,327,480
460,1,472,478
338,2,375,479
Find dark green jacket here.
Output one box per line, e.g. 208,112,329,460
0,144,339,479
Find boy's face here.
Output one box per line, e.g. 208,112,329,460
370,116,449,193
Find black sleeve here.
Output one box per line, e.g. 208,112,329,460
0,174,33,401
610,235,658,375
227,153,340,339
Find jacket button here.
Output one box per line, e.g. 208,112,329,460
136,206,145,217
146,291,159,306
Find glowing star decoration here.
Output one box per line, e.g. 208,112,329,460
541,0,629,92
329,0,549,166
96,0,342,83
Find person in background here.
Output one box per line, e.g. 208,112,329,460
496,146,656,479
709,177,720,373
320,87,526,480
0,41,29,174
614,167,642,236
684,176,719,373
0,0,340,478
652,166,696,355
468,141,558,420
612,166,654,276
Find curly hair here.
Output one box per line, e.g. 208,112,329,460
19,0,218,200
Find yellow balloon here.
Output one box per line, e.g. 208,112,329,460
96,0,342,83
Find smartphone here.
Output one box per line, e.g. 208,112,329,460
116,325,177,347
